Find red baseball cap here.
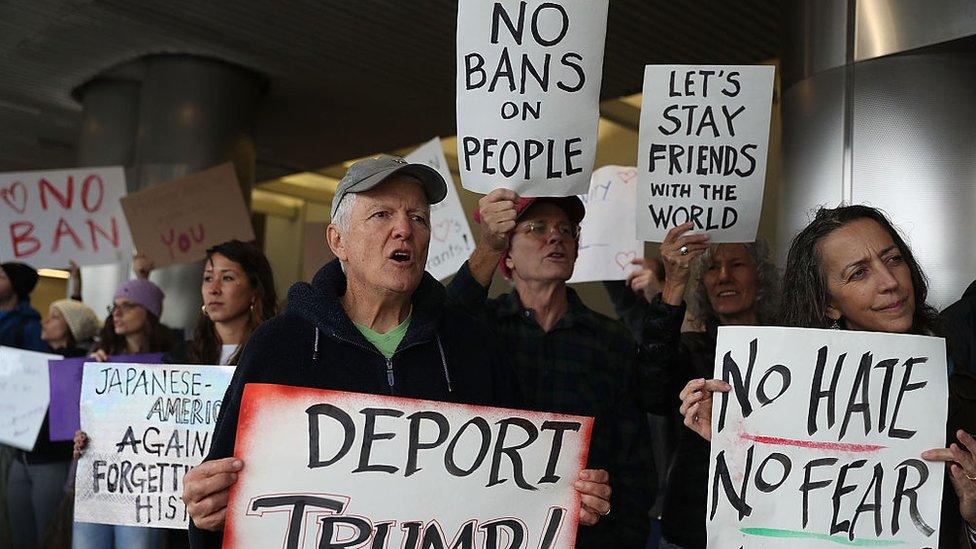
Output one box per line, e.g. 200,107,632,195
474,196,585,279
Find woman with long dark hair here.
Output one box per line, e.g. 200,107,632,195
165,239,277,366
679,205,975,547
158,240,276,549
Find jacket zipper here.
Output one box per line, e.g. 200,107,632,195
328,331,444,394
329,332,398,393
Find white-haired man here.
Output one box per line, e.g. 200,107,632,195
447,188,657,547
182,156,611,547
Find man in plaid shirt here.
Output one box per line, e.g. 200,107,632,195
447,188,656,548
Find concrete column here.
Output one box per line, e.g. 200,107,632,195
75,55,262,333
130,55,262,332
75,76,142,318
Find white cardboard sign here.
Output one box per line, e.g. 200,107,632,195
405,137,475,280
456,0,609,197
74,362,235,529
223,384,593,549
707,327,948,548
0,166,132,266
636,65,774,242
569,165,644,283
0,346,63,450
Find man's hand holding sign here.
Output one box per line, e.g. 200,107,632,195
183,387,606,548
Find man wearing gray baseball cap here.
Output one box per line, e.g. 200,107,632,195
184,155,611,547
329,153,447,218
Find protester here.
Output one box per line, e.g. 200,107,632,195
5,299,99,548
89,278,175,360
448,188,654,547
43,299,100,353
0,261,48,351
679,205,976,548
73,277,175,549
180,155,611,548
164,239,278,365
607,223,779,549
0,262,45,546
120,242,275,549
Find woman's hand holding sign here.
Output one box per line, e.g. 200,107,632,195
922,429,976,529
679,378,731,442
73,429,88,460
183,457,244,531
660,222,709,306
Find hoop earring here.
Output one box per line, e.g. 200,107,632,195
201,305,208,317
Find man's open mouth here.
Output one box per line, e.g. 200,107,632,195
390,250,412,263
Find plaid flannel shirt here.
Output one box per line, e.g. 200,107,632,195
447,261,655,548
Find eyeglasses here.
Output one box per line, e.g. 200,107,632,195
518,220,580,240
107,302,142,315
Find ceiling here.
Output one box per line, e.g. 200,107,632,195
0,0,781,182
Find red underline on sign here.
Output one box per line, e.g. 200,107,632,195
739,432,887,452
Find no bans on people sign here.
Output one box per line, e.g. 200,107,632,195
456,0,609,197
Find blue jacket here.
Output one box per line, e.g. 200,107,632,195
189,259,519,547
0,299,49,352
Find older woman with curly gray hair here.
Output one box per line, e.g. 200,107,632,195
685,231,781,329
618,221,779,549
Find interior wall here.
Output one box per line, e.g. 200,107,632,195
782,0,976,309
850,52,976,308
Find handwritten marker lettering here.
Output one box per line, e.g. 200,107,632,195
456,0,609,196
707,327,948,546
0,167,132,266
636,65,774,243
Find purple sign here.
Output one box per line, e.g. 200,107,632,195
47,353,164,441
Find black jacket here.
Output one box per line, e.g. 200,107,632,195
943,371,976,548
944,279,976,375
605,281,713,549
189,260,519,548
640,297,713,549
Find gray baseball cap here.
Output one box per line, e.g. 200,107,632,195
330,154,448,218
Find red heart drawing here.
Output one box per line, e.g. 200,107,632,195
618,169,637,184
0,181,27,214
432,220,452,242
615,251,637,269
